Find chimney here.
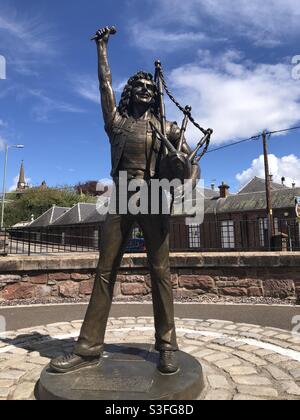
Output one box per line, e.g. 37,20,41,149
269,174,273,183
211,183,215,191
281,177,285,186
219,182,230,199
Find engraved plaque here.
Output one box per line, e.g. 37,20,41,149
72,374,153,393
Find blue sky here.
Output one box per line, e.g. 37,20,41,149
0,0,300,193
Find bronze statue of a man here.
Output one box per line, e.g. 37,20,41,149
51,27,199,375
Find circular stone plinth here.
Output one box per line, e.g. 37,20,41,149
38,343,204,400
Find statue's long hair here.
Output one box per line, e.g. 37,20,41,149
118,72,160,119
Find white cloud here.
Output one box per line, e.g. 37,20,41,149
9,175,32,192
236,154,300,188
137,0,300,47
0,7,58,75
73,75,127,104
0,10,57,55
130,25,214,52
163,50,300,145
24,89,85,122
73,76,99,104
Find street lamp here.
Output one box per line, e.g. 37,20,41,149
1,144,25,230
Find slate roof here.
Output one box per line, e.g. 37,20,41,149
29,206,70,228
203,188,219,199
82,205,108,224
52,203,96,226
205,187,300,214
238,177,288,195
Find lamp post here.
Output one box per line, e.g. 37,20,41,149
1,144,25,230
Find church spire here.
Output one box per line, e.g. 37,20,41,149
17,160,26,192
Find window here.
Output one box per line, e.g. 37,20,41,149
259,218,268,247
274,218,279,235
221,221,235,249
188,224,201,249
259,218,279,247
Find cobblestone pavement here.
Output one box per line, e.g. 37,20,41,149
0,318,300,400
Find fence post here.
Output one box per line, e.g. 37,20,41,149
28,229,31,256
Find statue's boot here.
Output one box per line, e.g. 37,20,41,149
50,353,100,374
158,351,179,375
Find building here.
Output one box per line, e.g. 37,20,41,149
10,177,300,252
190,177,300,251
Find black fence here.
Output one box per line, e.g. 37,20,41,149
1,218,299,256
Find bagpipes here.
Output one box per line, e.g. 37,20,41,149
153,60,213,182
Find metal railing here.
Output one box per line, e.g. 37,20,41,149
1,219,299,256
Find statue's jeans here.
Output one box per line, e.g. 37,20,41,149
74,212,178,356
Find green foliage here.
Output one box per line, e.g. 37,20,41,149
4,187,96,227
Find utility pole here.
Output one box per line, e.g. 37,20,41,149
262,130,275,250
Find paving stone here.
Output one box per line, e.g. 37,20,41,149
0,379,15,387
280,381,300,396
12,382,34,400
281,361,300,370
231,375,272,386
207,344,232,353
263,330,281,338
225,341,245,349
215,358,242,369
289,368,300,380
233,351,267,366
275,334,294,341
193,349,216,359
223,366,258,376
181,346,199,354
237,385,278,398
237,344,259,352
265,354,290,364
224,325,239,331
265,365,291,381
0,370,26,381
204,353,230,363
233,394,265,401
0,388,10,399
204,390,232,401
207,375,230,389
288,337,300,345
254,349,274,357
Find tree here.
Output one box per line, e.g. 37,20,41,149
4,187,96,227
